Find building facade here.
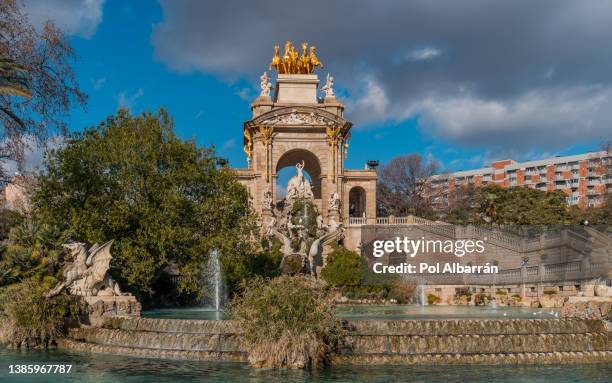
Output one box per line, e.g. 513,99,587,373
429,152,611,208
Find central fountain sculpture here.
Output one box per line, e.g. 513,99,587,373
264,161,344,277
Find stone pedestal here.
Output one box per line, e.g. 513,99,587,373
327,208,340,223
83,295,141,327
275,74,319,103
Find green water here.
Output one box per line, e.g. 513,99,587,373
142,305,559,321
0,347,610,382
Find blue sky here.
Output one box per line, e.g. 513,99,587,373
22,0,611,174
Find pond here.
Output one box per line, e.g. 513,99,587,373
142,305,560,321
0,346,609,383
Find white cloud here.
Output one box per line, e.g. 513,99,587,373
117,88,144,111
405,85,612,151
348,77,390,125
24,0,105,39
406,47,442,61
348,79,612,152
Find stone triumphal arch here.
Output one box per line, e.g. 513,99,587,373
233,43,377,235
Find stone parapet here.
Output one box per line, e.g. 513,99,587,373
83,295,141,327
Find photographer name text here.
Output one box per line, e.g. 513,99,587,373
372,262,498,274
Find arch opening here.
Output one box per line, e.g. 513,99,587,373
349,186,366,217
275,149,322,200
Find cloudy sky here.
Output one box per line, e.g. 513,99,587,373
21,0,612,173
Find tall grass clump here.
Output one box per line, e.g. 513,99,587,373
0,278,85,348
231,275,345,369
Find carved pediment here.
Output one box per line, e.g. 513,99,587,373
262,111,331,126
250,107,344,127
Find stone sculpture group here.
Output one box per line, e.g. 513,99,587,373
45,240,140,324
46,240,123,298
264,162,343,277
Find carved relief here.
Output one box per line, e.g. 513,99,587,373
261,111,334,126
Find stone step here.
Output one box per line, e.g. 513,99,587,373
59,337,611,366
342,333,611,355
103,317,606,336
332,351,612,365
57,339,247,362
347,319,606,336
102,317,243,334
70,326,610,355
68,328,244,353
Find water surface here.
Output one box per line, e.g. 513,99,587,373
0,347,609,382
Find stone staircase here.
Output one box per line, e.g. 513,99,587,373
58,318,247,362
58,317,612,365
335,318,612,365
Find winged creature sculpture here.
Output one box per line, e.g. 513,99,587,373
307,226,344,277
45,240,123,298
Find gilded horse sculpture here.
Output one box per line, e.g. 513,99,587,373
270,41,323,74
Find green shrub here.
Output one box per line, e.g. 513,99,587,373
474,293,491,306
387,280,416,304
0,209,23,241
321,246,393,301
280,254,305,276
455,287,472,298
427,293,440,305
231,275,345,369
0,219,65,287
321,246,361,289
543,290,557,295
250,239,283,278
512,294,522,302
0,278,86,348
496,289,507,295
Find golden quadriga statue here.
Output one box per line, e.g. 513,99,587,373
270,41,323,74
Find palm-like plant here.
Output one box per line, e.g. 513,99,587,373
0,57,30,98
0,57,31,128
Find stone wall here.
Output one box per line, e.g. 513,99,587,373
560,297,612,320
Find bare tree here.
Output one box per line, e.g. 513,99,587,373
0,0,86,183
377,153,438,217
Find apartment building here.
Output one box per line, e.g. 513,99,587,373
0,174,32,213
428,151,611,208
